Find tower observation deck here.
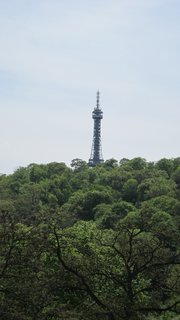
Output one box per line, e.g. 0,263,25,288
88,91,104,166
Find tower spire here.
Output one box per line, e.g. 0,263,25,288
96,91,100,109
88,92,104,166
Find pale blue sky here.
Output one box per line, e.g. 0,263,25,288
0,0,180,173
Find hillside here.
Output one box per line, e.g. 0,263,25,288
0,157,179,320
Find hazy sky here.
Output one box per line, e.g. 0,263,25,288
0,0,180,174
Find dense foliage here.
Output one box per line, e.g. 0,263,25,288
0,157,179,320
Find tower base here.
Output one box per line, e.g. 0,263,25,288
88,158,104,167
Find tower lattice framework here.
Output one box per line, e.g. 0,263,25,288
88,91,104,166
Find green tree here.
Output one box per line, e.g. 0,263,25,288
137,177,176,202
122,178,138,203
156,158,174,177
51,214,180,320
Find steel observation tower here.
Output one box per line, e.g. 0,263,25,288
88,91,104,166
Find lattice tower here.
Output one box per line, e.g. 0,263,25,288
88,91,104,166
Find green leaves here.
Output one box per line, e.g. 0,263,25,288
0,158,180,319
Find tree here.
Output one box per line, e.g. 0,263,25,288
156,158,174,177
122,178,138,203
137,177,176,202
104,158,118,168
70,158,87,171
51,212,180,320
60,189,112,221
0,159,179,319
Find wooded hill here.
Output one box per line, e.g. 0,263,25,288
0,157,180,320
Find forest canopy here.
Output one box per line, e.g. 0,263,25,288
0,157,179,320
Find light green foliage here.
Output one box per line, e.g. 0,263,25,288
0,158,179,320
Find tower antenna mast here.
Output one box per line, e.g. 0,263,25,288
88,91,104,166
